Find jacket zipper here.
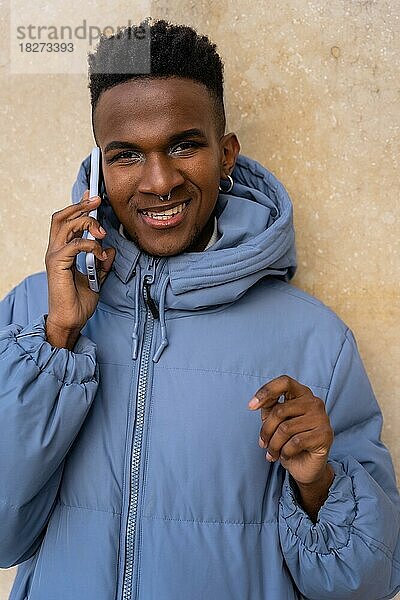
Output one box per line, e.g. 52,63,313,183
121,256,158,600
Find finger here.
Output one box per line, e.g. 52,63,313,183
54,213,107,247
260,395,325,436
97,246,116,287
249,375,312,411
260,415,316,459
258,399,313,447
275,427,333,462
49,192,101,243
47,237,108,270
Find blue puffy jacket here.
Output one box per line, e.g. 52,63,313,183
1,153,399,600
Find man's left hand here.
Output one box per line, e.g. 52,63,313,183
248,375,334,486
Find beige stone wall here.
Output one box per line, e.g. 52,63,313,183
0,1,399,597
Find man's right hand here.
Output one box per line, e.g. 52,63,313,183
44,189,116,349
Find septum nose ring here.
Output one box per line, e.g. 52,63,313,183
158,190,172,202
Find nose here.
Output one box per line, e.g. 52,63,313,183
137,153,185,199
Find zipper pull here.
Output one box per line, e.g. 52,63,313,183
143,280,159,319
142,257,159,319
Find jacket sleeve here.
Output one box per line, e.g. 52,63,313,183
0,285,99,568
278,327,400,600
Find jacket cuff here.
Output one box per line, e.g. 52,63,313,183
0,313,97,385
279,460,356,553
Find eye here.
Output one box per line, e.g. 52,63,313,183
170,141,201,154
109,150,143,163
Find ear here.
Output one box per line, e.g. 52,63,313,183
219,132,241,178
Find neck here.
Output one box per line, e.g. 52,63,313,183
188,214,216,252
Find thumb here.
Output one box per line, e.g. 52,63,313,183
97,246,116,287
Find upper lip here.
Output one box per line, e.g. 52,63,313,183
138,199,190,213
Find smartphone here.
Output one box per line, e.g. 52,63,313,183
85,147,102,292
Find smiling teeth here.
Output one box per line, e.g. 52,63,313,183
142,202,186,220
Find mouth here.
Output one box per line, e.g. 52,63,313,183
138,199,191,229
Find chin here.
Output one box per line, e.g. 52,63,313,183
138,232,199,257
137,241,188,257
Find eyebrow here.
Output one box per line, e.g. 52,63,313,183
104,128,207,155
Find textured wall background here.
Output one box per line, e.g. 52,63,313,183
0,0,399,597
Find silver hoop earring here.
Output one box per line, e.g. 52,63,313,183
218,174,234,193
158,190,172,202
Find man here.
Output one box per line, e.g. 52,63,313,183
0,17,399,600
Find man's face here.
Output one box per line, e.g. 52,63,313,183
93,77,239,256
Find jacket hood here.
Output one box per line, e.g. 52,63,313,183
71,152,297,312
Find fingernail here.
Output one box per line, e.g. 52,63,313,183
99,226,106,234
88,195,98,202
266,452,274,462
248,397,259,409
258,436,265,448
102,250,107,259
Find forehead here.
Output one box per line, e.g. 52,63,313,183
93,77,215,144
